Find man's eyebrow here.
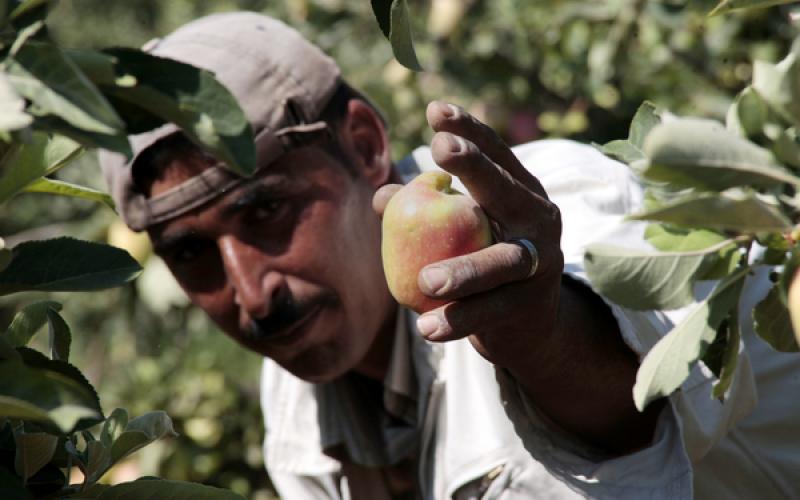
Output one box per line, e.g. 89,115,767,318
219,176,300,217
151,228,199,254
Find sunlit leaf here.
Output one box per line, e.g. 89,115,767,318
629,193,792,233
0,238,141,295
100,408,128,448
644,224,727,252
110,411,177,464
633,267,748,410
4,300,61,348
23,177,115,210
0,72,32,133
752,42,800,130
726,87,768,138
584,240,733,310
6,41,124,135
97,48,255,176
642,118,800,191
772,127,800,170
599,101,661,164
754,284,799,352
710,0,797,17
0,132,82,204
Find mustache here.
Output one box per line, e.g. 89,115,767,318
242,290,336,342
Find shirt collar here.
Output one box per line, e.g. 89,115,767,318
315,307,440,466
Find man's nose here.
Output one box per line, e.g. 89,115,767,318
219,236,282,319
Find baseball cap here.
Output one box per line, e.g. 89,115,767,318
99,11,343,231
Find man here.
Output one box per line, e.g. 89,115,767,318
100,11,800,500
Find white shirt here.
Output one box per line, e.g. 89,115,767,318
260,139,800,499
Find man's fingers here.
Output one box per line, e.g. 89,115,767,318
373,183,402,217
417,242,534,300
414,281,536,343
430,131,557,232
426,100,547,198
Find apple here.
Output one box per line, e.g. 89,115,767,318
381,171,492,313
788,269,800,347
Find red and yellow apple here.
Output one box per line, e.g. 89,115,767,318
381,171,492,313
788,268,800,347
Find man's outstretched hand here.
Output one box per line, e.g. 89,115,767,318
374,101,663,455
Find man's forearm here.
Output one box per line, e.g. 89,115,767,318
505,275,665,455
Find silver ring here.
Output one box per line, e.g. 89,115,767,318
508,238,539,278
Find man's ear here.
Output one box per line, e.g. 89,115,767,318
338,99,393,188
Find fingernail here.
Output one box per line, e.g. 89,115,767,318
447,103,462,119
416,314,440,337
421,267,449,295
439,102,453,118
446,134,466,153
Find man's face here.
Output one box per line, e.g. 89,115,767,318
147,144,396,382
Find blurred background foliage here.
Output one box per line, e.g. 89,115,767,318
1,0,798,498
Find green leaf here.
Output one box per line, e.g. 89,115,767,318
642,118,800,191
697,244,743,281
32,115,131,157
643,224,742,280
110,411,177,464
753,284,799,352
629,101,661,148
388,0,422,71
370,0,391,37
633,267,748,410
6,40,125,135
644,224,727,252
628,193,792,233
99,48,256,176
4,300,61,348
710,0,797,16
0,237,141,295
752,42,800,130
598,139,644,164
772,127,800,170
100,408,127,449
584,240,733,310
370,0,422,71
23,177,115,210
0,72,33,133
47,309,70,362
0,359,103,433
8,0,53,26
599,101,660,164
713,311,741,400
13,430,58,483
75,478,245,499
84,439,111,484
726,87,768,138
17,348,103,432
0,132,82,204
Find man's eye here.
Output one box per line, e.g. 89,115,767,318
169,239,211,264
249,199,287,222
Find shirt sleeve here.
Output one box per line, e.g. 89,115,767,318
490,139,758,498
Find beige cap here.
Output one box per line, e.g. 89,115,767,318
100,11,342,231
